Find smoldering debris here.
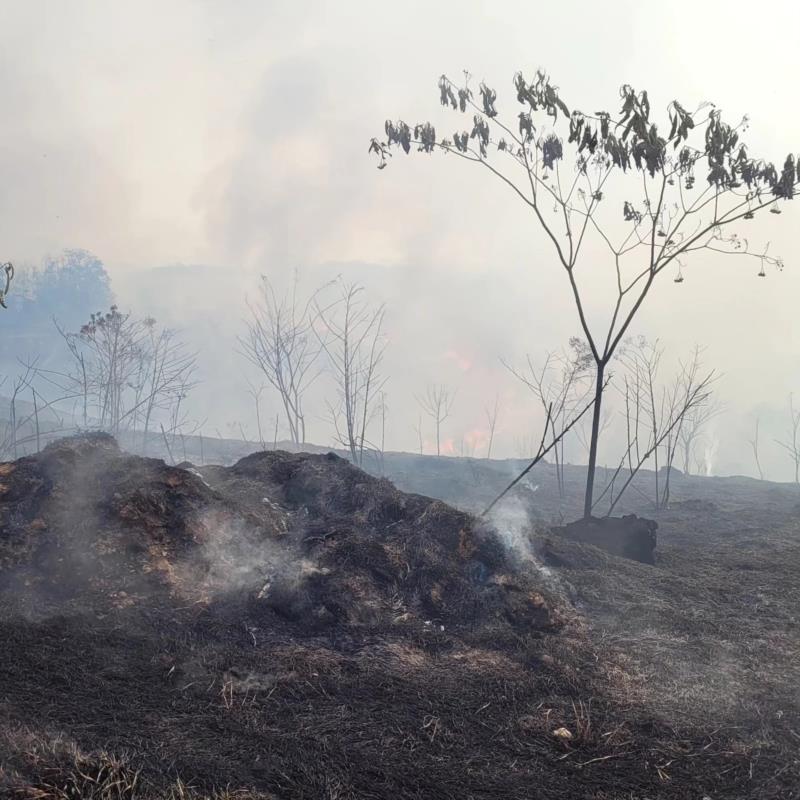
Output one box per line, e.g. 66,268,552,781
485,495,560,587
0,433,565,634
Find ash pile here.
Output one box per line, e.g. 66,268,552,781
0,433,564,639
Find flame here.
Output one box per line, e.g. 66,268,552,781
443,349,472,372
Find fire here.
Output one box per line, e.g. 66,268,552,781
443,349,473,372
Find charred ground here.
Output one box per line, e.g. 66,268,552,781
0,435,797,798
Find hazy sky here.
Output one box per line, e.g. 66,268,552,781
3,0,800,476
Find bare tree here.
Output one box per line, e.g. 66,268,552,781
776,394,800,484
375,70,796,517
52,309,196,448
594,340,716,513
677,360,723,475
377,390,388,474
484,395,501,460
458,434,477,458
620,337,667,505
314,280,387,466
240,275,322,446
246,381,268,450
58,307,146,435
504,337,593,497
661,346,717,505
748,417,764,481
482,392,600,517
417,384,455,457
0,360,82,459
5,367,34,459
135,320,198,454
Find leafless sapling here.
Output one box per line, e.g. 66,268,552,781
413,414,424,455
54,309,197,448
136,320,198,453
482,389,601,517
0,360,80,458
660,345,718,504
377,390,388,474
69,306,146,434
593,340,715,514
676,358,723,475
776,394,800,483
240,274,322,446
748,416,764,481
484,395,501,460
246,381,268,450
313,280,387,466
417,384,455,457
504,337,593,497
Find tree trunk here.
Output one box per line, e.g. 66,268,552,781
583,362,605,518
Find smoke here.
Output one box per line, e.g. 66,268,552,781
486,495,560,589
3,2,800,478
701,433,719,478
175,507,322,604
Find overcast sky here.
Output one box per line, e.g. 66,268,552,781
2,0,800,476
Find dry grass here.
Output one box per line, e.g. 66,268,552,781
1,734,272,799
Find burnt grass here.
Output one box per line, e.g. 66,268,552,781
0,436,798,798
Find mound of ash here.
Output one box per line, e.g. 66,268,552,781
0,434,563,636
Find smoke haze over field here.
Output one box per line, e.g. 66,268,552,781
2,0,800,477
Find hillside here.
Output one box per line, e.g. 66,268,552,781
0,435,797,797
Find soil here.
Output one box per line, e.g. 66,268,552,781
0,435,798,798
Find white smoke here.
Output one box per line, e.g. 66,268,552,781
172,508,318,602
702,431,719,477
486,496,558,586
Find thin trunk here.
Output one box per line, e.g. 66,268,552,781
551,416,563,498
11,397,17,459
31,389,40,453
583,362,605,518
254,392,265,449
662,439,672,509
750,418,763,480
160,424,175,465
649,375,659,509
80,354,88,428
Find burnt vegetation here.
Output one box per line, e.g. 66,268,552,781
0,435,798,798
1,69,800,800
